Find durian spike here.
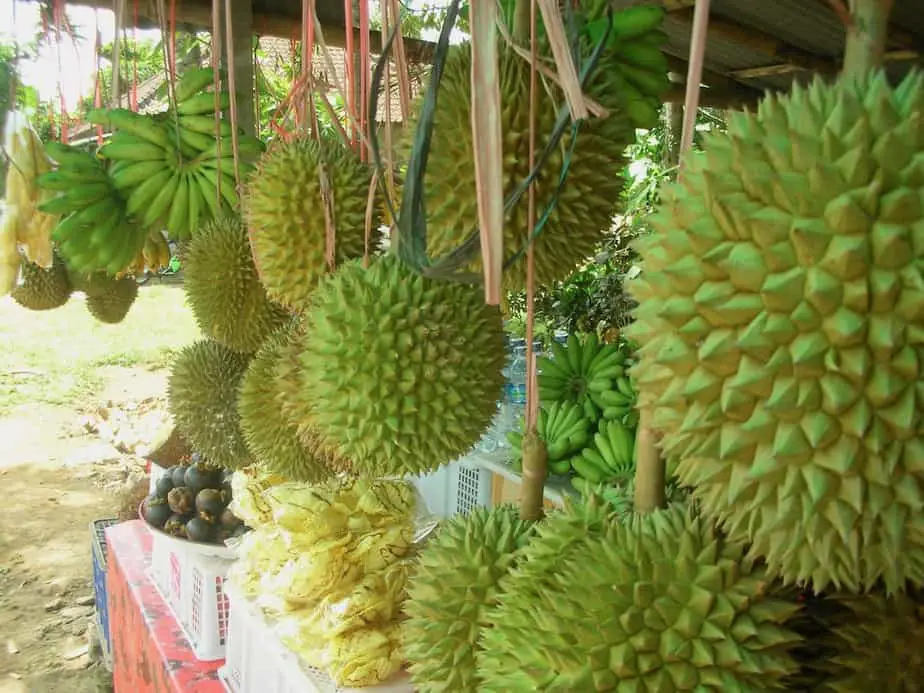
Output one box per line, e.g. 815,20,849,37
519,430,547,522
842,0,894,77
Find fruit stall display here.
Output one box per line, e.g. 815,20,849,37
2,0,921,689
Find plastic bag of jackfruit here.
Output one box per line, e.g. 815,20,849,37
228,475,433,687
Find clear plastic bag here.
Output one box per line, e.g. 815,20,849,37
232,475,434,686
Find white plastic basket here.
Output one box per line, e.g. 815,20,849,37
219,585,412,693
412,456,492,518
149,530,235,661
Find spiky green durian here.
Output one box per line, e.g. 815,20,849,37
243,137,373,310
479,502,803,691
627,69,924,594
183,215,289,353
291,254,506,476
11,252,72,310
237,322,331,482
84,274,138,324
408,42,636,292
168,339,251,469
404,505,536,693
816,590,924,692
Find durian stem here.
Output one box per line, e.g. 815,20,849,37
513,0,531,43
633,410,665,514
842,0,894,76
519,430,547,521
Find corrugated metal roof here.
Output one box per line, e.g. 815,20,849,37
612,0,924,105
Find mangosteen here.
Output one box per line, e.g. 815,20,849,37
195,488,225,522
220,507,243,531
164,513,188,538
171,464,189,487
190,451,202,464
167,486,195,515
154,474,175,499
186,517,214,543
185,462,223,495
143,495,172,528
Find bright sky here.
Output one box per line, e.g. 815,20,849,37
0,0,452,112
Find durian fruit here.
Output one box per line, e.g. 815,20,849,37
479,502,803,691
408,43,635,292
11,252,72,310
627,69,924,593
403,505,536,692
84,274,139,324
291,254,506,476
183,214,289,353
237,322,332,482
816,590,924,692
168,339,252,469
243,137,373,310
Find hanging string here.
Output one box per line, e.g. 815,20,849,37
358,0,370,162
253,35,260,138
380,0,396,237
302,0,318,136
111,0,124,110
93,10,104,145
131,0,139,110
363,171,377,266
223,0,243,192
343,0,356,150
635,0,711,515
678,0,711,170
155,0,183,160
524,0,539,432
388,0,410,121
211,0,223,207
53,0,68,142
168,0,178,80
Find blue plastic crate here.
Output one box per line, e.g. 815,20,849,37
91,518,119,668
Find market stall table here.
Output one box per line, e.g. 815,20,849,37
106,520,226,693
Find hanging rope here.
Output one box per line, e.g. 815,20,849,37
524,0,539,433
223,0,244,192
388,0,410,121
358,0,370,161
211,0,223,206
343,0,356,150
635,0,710,515
93,10,104,145
131,0,139,111
53,0,69,142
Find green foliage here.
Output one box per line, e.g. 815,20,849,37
506,107,727,339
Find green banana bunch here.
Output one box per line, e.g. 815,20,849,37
538,332,629,425
86,67,266,241
569,419,636,486
597,5,671,130
37,142,146,275
506,401,591,476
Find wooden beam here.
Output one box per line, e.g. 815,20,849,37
730,48,920,80
64,0,437,62
664,84,757,109
665,53,764,101
227,0,255,136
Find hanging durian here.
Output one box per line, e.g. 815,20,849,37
168,339,252,469
479,502,803,691
237,322,332,482
290,254,506,476
183,215,289,353
11,252,72,310
243,137,374,310
84,274,139,324
816,590,924,692
405,4,669,293
627,67,924,594
404,505,536,692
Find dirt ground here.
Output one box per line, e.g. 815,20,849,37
0,285,197,693
0,368,172,693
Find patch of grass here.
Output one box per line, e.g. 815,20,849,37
0,284,199,415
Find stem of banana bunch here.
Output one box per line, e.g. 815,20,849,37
517,0,547,523
842,0,893,76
